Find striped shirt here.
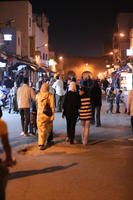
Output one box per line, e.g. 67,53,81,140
80,94,92,120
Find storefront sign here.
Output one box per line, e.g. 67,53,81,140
126,49,133,56
0,61,6,68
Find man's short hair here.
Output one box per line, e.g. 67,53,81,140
23,77,29,84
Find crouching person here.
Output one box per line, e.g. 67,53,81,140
0,106,15,200
36,83,55,150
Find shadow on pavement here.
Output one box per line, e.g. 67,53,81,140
8,163,78,180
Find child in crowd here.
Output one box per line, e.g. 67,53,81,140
115,90,122,113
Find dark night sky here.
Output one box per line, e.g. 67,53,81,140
2,0,133,57
31,0,118,57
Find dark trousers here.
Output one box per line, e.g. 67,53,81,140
116,102,120,113
55,94,64,112
66,118,77,143
107,101,113,113
0,163,8,200
131,116,133,133
47,130,53,142
92,105,101,126
19,108,30,134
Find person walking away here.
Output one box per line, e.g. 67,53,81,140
8,87,14,113
12,82,18,113
0,106,16,200
121,87,128,113
106,87,115,114
80,87,92,145
127,89,133,136
52,75,65,112
91,80,102,127
30,100,37,135
115,89,122,113
17,77,35,136
36,83,55,150
62,82,80,144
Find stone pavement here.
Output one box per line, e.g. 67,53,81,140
0,100,132,150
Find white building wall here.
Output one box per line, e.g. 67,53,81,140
33,14,49,67
0,1,32,58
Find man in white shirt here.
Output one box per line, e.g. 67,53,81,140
52,75,65,112
17,77,35,136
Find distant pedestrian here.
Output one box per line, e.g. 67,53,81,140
62,82,80,144
36,83,55,150
91,80,102,127
106,87,115,114
17,77,35,136
52,75,65,112
115,90,122,113
121,88,128,113
79,87,92,145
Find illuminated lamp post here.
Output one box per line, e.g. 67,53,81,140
58,56,64,74
112,32,125,65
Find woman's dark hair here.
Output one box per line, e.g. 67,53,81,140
80,86,87,93
71,77,76,82
23,77,29,84
0,106,2,117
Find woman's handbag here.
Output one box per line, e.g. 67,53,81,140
43,94,52,117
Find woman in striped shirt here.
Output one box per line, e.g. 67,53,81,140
80,87,92,145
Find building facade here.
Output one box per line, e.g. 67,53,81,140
113,13,133,65
0,1,49,66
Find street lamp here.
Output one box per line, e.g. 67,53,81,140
36,43,48,49
113,32,126,65
109,52,113,55
119,33,125,37
58,56,64,74
59,56,63,61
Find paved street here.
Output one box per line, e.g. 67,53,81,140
1,100,132,149
1,100,133,200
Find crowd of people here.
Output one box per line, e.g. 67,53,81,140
1,74,133,199
15,75,103,148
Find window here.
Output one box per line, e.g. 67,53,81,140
18,37,20,46
43,53,45,60
46,54,48,60
29,17,31,28
4,34,12,41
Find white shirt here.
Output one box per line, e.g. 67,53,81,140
17,84,35,108
52,79,64,96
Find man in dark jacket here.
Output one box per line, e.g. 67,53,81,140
91,80,102,127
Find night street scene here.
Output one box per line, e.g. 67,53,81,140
1,0,133,199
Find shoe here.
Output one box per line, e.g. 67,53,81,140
116,112,120,113
47,141,54,146
70,141,74,144
24,133,28,137
96,124,101,127
65,137,69,142
29,132,36,136
20,132,24,136
38,145,45,150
